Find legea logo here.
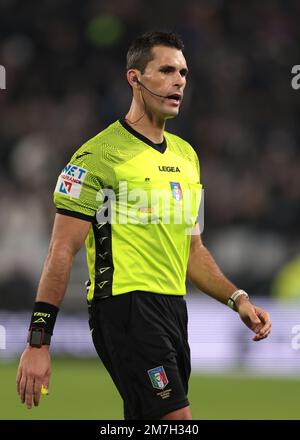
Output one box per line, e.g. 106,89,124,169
0,65,6,90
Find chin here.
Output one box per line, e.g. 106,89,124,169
151,104,180,121
164,109,180,120
161,104,180,119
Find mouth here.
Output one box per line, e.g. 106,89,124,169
166,93,182,104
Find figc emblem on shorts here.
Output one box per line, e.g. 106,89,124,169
147,366,169,390
170,181,182,201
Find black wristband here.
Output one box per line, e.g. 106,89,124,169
29,301,59,336
27,328,52,347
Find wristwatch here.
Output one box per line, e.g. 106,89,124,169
27,328,51,347
227,289,249,311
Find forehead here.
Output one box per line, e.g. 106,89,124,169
146,45,187,70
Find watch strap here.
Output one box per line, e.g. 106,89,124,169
27,328,51,347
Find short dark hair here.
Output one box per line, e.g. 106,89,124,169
126,31,184,73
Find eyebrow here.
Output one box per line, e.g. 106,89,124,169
159,64,189,75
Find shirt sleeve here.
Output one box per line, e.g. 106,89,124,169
53,151,103,222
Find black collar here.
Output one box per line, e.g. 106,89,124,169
119,119,167,154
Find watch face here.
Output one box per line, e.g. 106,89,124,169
30,329,43,346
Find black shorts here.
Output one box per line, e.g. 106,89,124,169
88,291,191,420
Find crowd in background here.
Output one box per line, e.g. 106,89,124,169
0,0,299,308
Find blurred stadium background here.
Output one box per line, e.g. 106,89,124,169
0,0,300,419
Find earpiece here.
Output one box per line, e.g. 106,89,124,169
133,76,139,84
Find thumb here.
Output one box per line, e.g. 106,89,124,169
249,311,261,326
252,315,261,324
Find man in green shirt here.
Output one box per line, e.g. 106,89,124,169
17,31,271,420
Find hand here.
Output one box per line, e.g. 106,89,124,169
235,297,271,341
16,345,51,409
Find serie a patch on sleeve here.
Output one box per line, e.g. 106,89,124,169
55,163,88,199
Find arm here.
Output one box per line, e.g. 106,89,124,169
187,224,271,341
187,225,237,304
36,213,90,306
16,213,91,409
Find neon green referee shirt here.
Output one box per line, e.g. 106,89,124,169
54,119,202,301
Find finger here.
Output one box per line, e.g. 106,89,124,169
256,312,271,335
256,310,271,325
257,323,272,337
248,311,261,331
251,309,271,334
44,377,50,389
25,376,34,409
253,330,268,341
260,328,271,339
253,335,268,342
33,379,42,407
16,367,22,395
253,325,262,334
253,329,271,341
19,374,27,404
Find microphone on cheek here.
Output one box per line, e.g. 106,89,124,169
133,77,169,99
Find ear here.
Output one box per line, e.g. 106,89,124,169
127,69,140,88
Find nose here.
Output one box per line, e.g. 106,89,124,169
174,71,186,88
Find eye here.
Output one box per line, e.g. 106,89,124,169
160,67,174,74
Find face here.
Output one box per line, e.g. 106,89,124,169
135,45,188,120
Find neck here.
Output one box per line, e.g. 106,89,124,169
125,100,165,144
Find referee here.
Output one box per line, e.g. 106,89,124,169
17,31,271,420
